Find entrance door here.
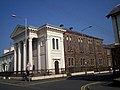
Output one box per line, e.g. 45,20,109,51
55,61,59,74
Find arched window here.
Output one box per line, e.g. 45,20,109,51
52,38,55,49
56,39,59,50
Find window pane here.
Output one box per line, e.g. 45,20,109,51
68,58,71,66
56,39,59,50
52,38,55,49
71,58,74,65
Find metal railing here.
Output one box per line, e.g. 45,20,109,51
0,66,112,77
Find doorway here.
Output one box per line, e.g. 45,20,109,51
55,61,59,74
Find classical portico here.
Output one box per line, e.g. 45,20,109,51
11,24,66,74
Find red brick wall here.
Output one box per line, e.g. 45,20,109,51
64,30,109,72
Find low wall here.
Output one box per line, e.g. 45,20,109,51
32,74,67,80
71,71,94,76
1,70,111,80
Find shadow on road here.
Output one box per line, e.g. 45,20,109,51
67,73,120,88
67,73,114,81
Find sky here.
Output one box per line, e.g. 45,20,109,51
0,0,120,53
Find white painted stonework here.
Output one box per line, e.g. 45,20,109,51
111,13,120,44
10,24,66,74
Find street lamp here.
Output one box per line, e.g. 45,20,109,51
9,60,12,72
2,61,5,72
85,61,87,75
12,14,28,72
80,25,92,39
2,60,7,72
81,26,92,32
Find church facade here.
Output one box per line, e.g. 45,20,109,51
10,24,66,74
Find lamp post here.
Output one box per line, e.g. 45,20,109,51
2,60,7,72
2,61,5,72
85,61,87,75
81,26,92,32
9,60,12,72
12,14,28,73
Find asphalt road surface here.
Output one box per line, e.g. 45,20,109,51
0,73,117,90
0,77,91,90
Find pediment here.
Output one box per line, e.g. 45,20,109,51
10,25,25,39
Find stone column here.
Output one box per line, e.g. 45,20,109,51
14,44,17,72
18,42,21,72
38,40,41,71
60,37,65,69
28,37,33,70
23,40,26,71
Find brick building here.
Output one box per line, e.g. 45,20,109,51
103,45,112,69
64,30,110,73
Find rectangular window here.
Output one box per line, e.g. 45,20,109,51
78,38,84,53
96,42,102,53
68,58,71,66
69,36,72,51
67,36,72,51
90,59,94,65
68,58,74,66
88,40,93,53
107,50,111,55
99,59,103,65
80,58,83,65
67,40,69,50
71,58,74,65
70,41,72,51
80,58,85,65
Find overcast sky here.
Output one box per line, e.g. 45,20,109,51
0,0,120,53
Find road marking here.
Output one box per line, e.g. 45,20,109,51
80,82,103,90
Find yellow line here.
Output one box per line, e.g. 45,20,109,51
80,82,102,90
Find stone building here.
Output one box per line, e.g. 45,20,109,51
10,24,65,75
0,24,112,76
106,4,120,72
0,46,14,72
106,4,120,44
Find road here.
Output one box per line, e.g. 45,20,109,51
0,77,91,90
0,73,117,90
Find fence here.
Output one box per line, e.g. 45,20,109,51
0,66,111,77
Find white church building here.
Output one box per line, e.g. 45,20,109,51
10,24,66,74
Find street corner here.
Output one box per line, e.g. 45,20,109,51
85,81,120,90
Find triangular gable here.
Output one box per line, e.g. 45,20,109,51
10,25,25,39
